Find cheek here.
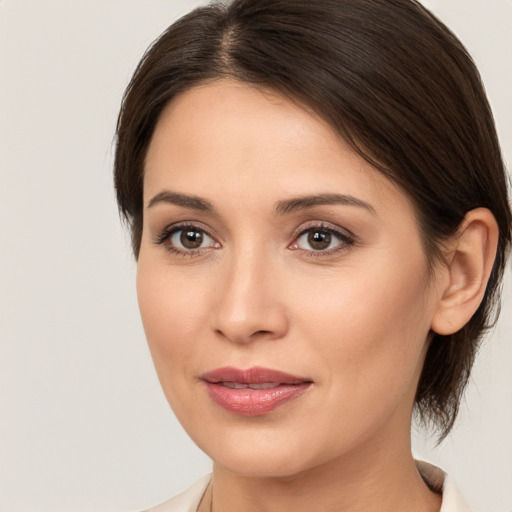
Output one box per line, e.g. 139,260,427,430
136,259,205,383
293,251,433,412
136,261,215,437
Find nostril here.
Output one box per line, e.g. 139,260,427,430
213,327,283,344
251,330,273,338
210,299,289,344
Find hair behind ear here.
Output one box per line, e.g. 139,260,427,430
417,208,501,439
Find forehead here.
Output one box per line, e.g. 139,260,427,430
143,79,412,219
145,80,341,177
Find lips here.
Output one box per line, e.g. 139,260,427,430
201,366,312,416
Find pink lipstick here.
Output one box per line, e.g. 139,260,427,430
201,366,312,416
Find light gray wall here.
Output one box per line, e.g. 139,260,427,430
0,1,510,511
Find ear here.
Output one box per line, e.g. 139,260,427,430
431,208,499,335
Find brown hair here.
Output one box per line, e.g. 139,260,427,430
114,0,511,439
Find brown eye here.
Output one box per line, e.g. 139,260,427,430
167,226,217,252
292,225,353,254
307,230,332,250
180,229,204,249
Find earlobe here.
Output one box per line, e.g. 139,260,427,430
431,208,499,335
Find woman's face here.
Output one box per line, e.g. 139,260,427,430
138,80,444,477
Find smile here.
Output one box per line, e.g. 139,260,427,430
201,367,313,416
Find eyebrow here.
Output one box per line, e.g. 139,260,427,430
274,194,377,216
147,191,215,211
147,190,376,216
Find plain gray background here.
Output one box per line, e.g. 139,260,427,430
0,1,510,511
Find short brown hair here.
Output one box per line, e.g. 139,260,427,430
114,0,511,439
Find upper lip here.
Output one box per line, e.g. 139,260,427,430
201,366,312,385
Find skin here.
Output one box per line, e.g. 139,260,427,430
137,79,451,512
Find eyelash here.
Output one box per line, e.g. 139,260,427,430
291,222,355,257
154,221,355,258
154,223,218,258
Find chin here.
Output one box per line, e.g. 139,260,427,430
187,423,322,478
213,449,311,479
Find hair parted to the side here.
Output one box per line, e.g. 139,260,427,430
114,0,512,440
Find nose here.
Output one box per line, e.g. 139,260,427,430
210,248,289,344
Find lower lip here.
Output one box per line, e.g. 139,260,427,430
204,382,311,416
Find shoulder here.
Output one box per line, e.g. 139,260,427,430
416,461,472,512
143,474,211,512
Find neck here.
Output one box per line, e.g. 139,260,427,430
206,427,441,512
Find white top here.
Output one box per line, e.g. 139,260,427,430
144,462,471,512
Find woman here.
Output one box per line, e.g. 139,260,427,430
114,0,511,510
